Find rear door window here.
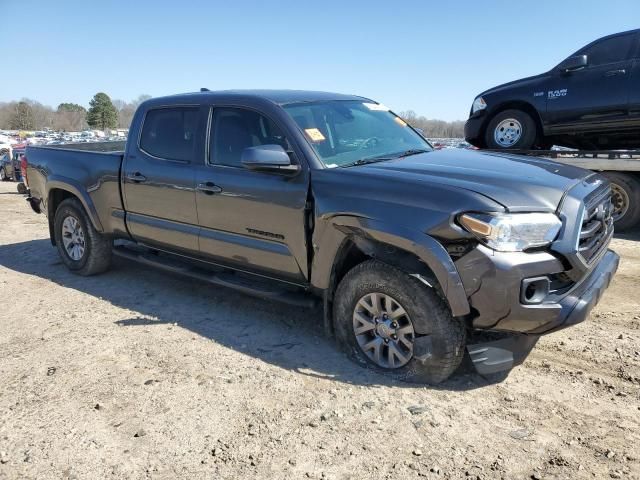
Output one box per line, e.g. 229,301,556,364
140,107,200,161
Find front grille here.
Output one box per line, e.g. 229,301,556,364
578,190,613,264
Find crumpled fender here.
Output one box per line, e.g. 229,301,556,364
311,215,470,317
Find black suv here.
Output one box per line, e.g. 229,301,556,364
465,29,640,150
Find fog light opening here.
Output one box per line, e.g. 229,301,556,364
521,277,550,305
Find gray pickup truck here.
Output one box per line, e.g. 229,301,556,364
24,90,619,383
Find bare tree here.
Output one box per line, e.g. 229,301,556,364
398,110,465,138
9,101,35,130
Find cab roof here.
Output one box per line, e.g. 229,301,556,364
146,89,373,107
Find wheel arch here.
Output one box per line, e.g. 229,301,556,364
312,217,471,336
46,180,103,245
482,101,544,147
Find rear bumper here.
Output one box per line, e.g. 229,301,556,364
26,195,40,213
456,246,619,335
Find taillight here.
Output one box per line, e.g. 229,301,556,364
20,155,28,186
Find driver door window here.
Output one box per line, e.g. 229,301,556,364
209,108,290,167
579,33,635,67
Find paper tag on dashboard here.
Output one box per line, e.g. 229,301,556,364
363,103,389,111
305,128,326,142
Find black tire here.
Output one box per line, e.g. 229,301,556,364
53,198,113,275
0,168,7,181
333,260,466,384
602,172,640,232
484,109,537,150
16,183,27,194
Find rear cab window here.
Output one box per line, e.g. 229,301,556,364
139,107,201,161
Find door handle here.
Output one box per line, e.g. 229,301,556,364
605,69,626,76
197,182,222,195
126,172,147,183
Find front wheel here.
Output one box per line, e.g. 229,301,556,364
53,198,113,275
484,109,537,150
333,260,466,384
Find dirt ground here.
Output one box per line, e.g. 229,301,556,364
0,180,638,480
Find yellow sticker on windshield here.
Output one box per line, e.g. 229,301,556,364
305,128,326,142
394,117,407,127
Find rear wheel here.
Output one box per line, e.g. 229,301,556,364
485,109,537,150
602,172,640,232
54,198,113,275
334,260,466,384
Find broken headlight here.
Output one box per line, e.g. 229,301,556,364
459,212,562,252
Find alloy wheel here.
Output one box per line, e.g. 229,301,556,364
61,216,86,261
352,292,415,369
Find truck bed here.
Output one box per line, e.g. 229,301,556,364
26,142,126,236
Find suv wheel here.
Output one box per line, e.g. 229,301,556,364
54,198,113,275
334,260,466,384
485,109,537,149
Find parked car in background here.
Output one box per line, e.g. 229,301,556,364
465,29,640,150
0,148,24,181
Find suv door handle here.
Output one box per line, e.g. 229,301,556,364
605,69,626,76
197,182,222,195
126,172,147,183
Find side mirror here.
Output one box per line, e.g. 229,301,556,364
559,54,587,73
241,144,299,173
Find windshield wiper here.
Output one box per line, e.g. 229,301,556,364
338,157,392,168
338,148,431,168
394,148,431,158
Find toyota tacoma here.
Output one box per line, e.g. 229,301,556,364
24,90,619,383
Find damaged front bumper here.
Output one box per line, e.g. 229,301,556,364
456,245,619,374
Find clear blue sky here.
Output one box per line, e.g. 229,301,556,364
2,0,639,121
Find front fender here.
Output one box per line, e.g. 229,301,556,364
311,215,470,317
46,176,104,232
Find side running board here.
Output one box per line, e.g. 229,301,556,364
112,245,317,309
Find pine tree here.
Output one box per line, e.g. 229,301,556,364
86,93,118,130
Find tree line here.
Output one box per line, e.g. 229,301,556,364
0,93,151,132
0,95,466,138
398,110,465,138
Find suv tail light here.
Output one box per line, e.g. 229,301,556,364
20,154,28,186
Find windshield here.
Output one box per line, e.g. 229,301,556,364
283,100,432,167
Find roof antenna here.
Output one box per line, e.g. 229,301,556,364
200,88,210,92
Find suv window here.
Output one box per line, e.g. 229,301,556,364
210,108,289,167
581,33,635,67
140,107,200,161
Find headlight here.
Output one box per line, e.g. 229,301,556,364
459,212,562,252
471,96,487,114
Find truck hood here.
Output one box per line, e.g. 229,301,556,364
350,149,592,211
478,72,547,97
